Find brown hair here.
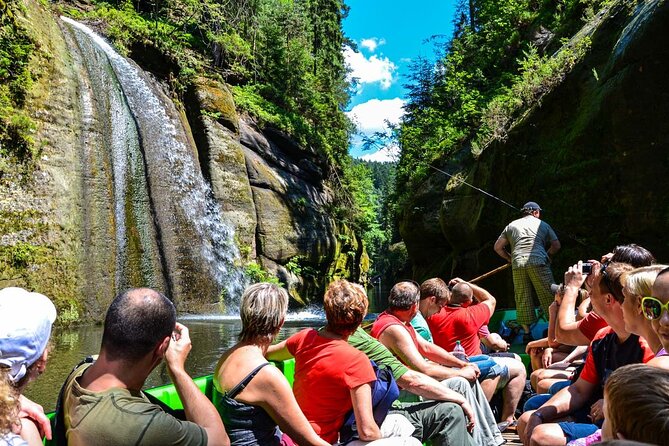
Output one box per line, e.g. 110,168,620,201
420,278,450,305
324,280,368,335
599,262,634,303
605,364,669,444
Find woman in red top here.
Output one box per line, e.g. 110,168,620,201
268,280,420,445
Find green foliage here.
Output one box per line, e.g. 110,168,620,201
397,0,607,198
0,0,38,170
244,261,283,285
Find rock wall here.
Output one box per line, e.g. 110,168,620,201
400,0,669,307
187,78,367,304
2,1,366,320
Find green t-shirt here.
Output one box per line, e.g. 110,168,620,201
409,312,433,343
348,326,409,381
64,363,207,446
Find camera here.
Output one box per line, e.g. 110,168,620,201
582,262,593,274
550,283,562,295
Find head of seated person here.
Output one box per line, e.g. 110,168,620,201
450,283,474,307
385,282,421,322
602,364,669,444
238,282,288,344
100,288,176,366
609,244,655,268
324,280,368,337
0,287,56,392
419,278,450,319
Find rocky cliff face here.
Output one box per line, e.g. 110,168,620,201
0,0,366,320
400,0,669,306
187,78,367,304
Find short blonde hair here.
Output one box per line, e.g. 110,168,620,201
621,265,669,305
0,369,20,436
324,280,368,335
238,283,288,343
605,364,669,444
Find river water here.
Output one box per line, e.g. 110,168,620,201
24,313,328,412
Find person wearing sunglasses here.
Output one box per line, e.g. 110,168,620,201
517,261,655,446
620,266,669,368
645,266,669,362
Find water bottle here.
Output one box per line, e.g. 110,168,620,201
452,340,468,361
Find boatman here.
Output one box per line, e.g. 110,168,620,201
494,201,560,339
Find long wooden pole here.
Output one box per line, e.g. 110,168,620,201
468,263,510,284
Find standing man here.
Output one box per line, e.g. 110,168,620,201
494,201,561,338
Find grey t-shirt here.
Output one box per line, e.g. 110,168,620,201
499,215,557,267
64,363,207,446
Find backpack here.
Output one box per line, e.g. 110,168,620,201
339,360,399,444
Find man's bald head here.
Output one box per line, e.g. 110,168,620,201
101,288,176,362
450,283,474,305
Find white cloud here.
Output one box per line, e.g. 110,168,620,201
360,37,386,53
344,46,396,90
346,98,405,133
360,145,400,163
347,98,405,161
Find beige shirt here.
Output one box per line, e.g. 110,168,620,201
499,215,557,268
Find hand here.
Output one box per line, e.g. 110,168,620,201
465,362,481,379
460,400,476,433
18,395,51,440
564,261,588,288
524,411,543,444
542,348,553,369
589,399,604,423
165,322,192,374
448,277,466,287
457,366,478,383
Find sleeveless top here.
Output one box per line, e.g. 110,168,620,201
214,363,281,446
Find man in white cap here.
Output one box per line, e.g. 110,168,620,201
0,286,58,445
494,201,561,338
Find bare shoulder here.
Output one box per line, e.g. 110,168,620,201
647,355,669,371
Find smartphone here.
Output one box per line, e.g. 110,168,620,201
582,262,593,274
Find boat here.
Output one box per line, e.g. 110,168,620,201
42,308,541,445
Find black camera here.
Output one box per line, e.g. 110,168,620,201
582,262,593,274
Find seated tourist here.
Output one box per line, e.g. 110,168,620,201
517,262,654,446
0,287,57,446
427,278,527,425
645,266,669,364
268,279,471,446
62,288,229,446
555,244,654,347
214,283,329,446
620,265,669,368
601,364,669,444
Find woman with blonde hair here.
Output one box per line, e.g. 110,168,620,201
620,265,669,368
214,282,330,446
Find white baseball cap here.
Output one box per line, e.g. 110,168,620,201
0,287,57,383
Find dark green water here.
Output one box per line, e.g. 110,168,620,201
24,315,325,411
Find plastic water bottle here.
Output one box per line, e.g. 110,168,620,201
452,340,468,361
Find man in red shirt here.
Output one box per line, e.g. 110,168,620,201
427,279,527,425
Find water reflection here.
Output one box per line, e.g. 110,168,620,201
24,316,324,411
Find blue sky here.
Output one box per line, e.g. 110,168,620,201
343,1,457,161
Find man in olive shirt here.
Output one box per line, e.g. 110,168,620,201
63,288,229,446
494,201,561,335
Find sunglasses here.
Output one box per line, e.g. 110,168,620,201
641,296,669,321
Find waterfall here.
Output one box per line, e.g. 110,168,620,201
61,17,246,310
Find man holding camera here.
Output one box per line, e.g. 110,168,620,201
494,201,561,338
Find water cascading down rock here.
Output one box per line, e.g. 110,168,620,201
61,17,245,311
